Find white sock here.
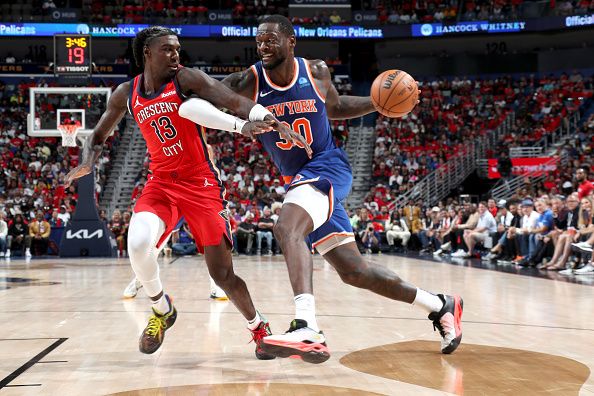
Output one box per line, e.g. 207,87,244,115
295,293,319,332
152,294,171,315
247,311,263,330
413,289,444,314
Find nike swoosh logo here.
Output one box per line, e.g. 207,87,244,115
260,91,274,97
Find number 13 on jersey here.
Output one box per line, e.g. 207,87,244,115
276,117,313,150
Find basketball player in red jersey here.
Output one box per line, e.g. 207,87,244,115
217,15,463,363
65,26,309,358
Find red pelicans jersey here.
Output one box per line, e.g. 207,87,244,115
128,72,209,176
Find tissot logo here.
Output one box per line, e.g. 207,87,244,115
161,90,176,98
66,229,104,239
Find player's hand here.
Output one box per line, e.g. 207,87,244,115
240,120,274,139
273,120,313,159
64,164,93,187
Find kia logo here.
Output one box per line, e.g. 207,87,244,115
66,229,104,239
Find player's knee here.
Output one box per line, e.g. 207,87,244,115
128,229,153,257
273,221,290,244
338,267,367,288
209,266,232,286
333,253,368,287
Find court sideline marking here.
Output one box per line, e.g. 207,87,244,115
0,337,68,389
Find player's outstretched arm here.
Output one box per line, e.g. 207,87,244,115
177,67,259,120
308,60,376,120
180,67,312,157
64,82,129,186
178,98,273,139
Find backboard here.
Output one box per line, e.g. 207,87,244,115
28,87,112,139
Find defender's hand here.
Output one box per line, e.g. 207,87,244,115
274,120,313,158
65,164,93,187
240,120,274,139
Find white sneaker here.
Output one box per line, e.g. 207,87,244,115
209,276,228,300
25,249,32,259
574,263,594,274
559,268,574,276
572,242,593,253
482,252,498,261
433,249,443,256
451,250,467,258
262,319,329,364
441,242,452,251
4,249,10,258
123,278,143,298
209,284,229,301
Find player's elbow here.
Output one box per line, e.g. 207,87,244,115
178,99,195,120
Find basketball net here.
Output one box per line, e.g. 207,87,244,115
58,124,81,147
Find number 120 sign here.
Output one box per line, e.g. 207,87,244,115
54,34,92,76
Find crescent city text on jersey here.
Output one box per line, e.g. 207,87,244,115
136,102,180,124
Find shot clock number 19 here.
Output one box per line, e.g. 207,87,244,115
54,34,92,76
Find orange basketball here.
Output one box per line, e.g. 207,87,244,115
370,70,419,118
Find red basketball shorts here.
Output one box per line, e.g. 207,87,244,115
133,163,231,252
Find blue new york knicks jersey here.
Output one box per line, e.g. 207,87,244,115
251,57,355,250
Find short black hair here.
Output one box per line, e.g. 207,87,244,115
132,26,178,67
260,14,295,37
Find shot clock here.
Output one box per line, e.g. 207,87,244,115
54,34,92,76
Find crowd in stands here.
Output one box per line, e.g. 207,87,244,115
354,0,592,24
369,72,592,216
0,79,119,258
348,163,594,276
83,0,285,25
4,0,590,25
349,77,593,277
1,71,591,262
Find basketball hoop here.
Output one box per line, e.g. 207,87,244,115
58,124,81,147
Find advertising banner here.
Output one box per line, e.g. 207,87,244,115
289,0,350,4
488,157,557,179
0,16,590,39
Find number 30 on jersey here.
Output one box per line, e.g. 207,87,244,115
276,117,313,151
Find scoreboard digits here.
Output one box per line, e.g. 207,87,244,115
54,34,92,76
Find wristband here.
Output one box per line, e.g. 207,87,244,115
249,104,273,121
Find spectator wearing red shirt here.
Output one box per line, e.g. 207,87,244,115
576,168,594,199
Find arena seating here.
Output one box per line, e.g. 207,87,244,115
0,79,119,255
4,0,587,25
1,72,590,259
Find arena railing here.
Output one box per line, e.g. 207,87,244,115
487,111,580,200
477,111,580,178
392,112,514,209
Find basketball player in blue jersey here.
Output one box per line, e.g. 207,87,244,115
217,15,463,363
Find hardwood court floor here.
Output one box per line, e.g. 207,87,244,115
1,254,593,395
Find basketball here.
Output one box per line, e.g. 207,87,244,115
370,70,419,118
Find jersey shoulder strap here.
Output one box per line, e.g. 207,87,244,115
127,75,139,115
298,57,327,103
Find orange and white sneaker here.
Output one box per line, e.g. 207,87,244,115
262,319,330,364
428,294,463,354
